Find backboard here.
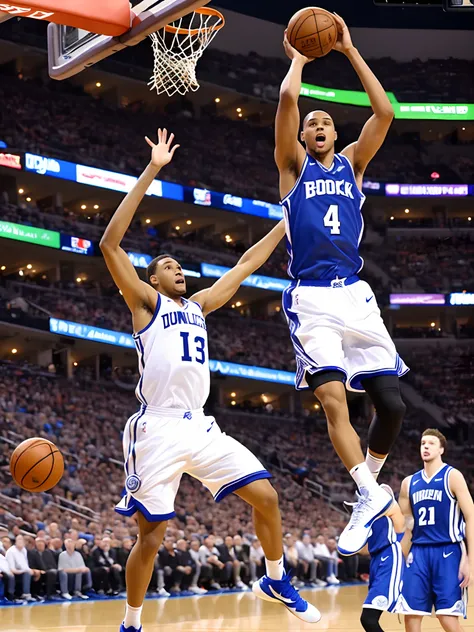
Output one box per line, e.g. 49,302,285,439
48,0,210,80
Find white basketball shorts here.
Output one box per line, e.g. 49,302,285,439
282,276,409,392
115,405,271,522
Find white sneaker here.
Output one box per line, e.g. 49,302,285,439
235,580,248,590
314,579,327,587
189,586,207,595
61,592,73,600
326,574,340,585
338,485,393,556
157,588,170,598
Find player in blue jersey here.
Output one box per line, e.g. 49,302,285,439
100,130,321,632
355,484,405,632
397,429,474,632
275,13,408,555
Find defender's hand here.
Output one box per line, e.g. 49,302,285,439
332,13,355,55
145,128,180,169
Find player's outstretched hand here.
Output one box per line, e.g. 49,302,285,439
459,554,472,588
283,30,313,64
332,13,355,55
145,128,180,169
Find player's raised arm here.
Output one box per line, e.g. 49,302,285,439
398,476,414,558
100,129,179,314
449,469,474,587
191,221,286,317
275,34,311,184
333,14,394,182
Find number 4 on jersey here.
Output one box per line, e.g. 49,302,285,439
323,204,341,235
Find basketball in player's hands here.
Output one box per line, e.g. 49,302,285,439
287,7,338,58
10,437,64,492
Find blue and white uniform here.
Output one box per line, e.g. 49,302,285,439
281,153,408,392
396,464,467,617
363,516,404,612
115,293,271,521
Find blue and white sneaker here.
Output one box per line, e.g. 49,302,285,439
338,485,393,556
252,572,321,623
120,625,142,632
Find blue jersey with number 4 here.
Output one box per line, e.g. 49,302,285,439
409,464,465,546
281,153,366,280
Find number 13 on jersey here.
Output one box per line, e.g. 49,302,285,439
323,204,341,235
180,332,206,364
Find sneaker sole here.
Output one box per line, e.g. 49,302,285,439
338,496,394,556
252,581,322,623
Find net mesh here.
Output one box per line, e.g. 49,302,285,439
148,10,224,97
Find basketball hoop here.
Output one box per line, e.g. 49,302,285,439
148,7,225,97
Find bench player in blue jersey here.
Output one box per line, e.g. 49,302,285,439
275,13,408,555
100,130,321,632
396,429,474,632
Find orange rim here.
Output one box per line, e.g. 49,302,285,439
164,6,225,36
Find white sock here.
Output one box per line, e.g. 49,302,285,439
123,603,143,630
265,555,285,580
350,462,379,492
365,451,387,480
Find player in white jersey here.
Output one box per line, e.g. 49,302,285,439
396,429,474,632
275,14,408,556
100,129,321,632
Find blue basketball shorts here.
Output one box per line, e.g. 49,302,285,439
396,542,467,617
363,542,404,612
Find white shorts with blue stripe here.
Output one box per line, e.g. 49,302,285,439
282,277,409,393
115,405,271,522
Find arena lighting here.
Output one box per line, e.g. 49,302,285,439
11,348,17,354
76,277,82,283
430,322,436,327
215,97,220,103
145,219,151,224
0,266,5,271
231,400,236,406
261,394,268,403
235,301,242,307
175,225,180,230
390,216,394,220
18,188,24,194
93,204,99,210
73,361,78,367
468,217,472,221
236,108,242,113
81,204,87,210
230,392,236,398
26,264,32,269
314,403,320,410
96,82,102,88
238,113,243,118
186,220,192,225
404,209,410,213
26,197,32,202
19,270,24,276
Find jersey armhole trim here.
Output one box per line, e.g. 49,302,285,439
134,293,161,337
339,152,366,200
281,154,309,206
192,300,204,313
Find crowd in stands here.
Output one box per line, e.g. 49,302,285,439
365,234,474,293
404,344,474,427
1,70,473,208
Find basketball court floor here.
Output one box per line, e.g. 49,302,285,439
2,585,472,632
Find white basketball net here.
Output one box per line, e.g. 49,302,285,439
148,10,224,97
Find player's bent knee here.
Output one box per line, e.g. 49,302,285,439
360,608,383,632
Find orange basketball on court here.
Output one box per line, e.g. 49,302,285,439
287,7,338,58
10,437,64,493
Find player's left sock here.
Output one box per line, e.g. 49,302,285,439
265,555,285,580
350,462,379,492
123,603,143,630
365,451,387,480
